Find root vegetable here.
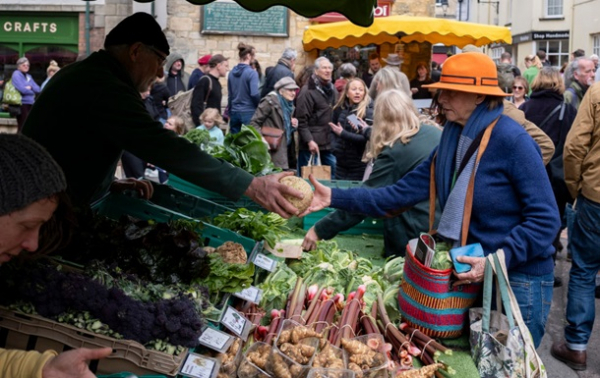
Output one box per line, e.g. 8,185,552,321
247,344,271,370
348,363,364,378
279,176,313,213
215,241,247,264
269,352,292,378
280,343,314,364
349,352,386,367
341,338,376,356
395,363,443,378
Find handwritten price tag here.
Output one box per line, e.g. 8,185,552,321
198,328,233,352
233,286,262,304
253,253,277,271
180,353,218,378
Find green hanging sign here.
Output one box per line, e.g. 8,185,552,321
0,12,79,45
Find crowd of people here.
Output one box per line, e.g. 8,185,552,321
2,9,600,376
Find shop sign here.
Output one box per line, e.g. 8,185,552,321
532,31,569,40
0,12,79,45
512,30,569,44
310,0,391,23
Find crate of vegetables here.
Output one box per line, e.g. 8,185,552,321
302,180,384,236
92,192,260,256
168,175,264,212
0,308,186,376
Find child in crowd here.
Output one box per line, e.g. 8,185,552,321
196,108,225,145
164,115,187,135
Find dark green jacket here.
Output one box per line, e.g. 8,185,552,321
23,51,253,206
314,124,442,257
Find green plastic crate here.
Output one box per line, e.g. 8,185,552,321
92,192,260,255
303,179,384,235
168,175,264,212
149,183,233,220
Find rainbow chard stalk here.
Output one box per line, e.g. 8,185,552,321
333,284,366,347
265,309,284,345
285,277,305,323
302,284,322,326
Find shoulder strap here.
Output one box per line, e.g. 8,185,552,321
537,103,563,130
429,117,499,245
202,75,212,104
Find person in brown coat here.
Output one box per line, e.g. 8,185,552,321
250,77,299,170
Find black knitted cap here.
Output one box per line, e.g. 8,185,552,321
104,12,170,56
0,134,67,216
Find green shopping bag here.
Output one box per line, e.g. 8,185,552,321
2,79,22,106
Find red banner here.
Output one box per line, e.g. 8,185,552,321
310,0,391,23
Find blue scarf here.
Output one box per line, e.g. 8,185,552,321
435,101,504,239
278,93,294,145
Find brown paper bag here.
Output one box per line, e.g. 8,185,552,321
301,153,331,180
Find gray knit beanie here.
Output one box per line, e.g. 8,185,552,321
0,134,67,216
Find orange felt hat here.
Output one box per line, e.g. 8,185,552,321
424,52,508,96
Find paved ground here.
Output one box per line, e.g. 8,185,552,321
541,232,600,378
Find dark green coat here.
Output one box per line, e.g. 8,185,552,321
314,124,442,257
23,51,253,206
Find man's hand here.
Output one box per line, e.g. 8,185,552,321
291,118,299,128
110,178,154,199
244,172,302,218
452,256,486,287
301,226,321,251
308,141,319,155
42,347,112,378
298,174,331,217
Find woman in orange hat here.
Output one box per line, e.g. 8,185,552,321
303,52,560,348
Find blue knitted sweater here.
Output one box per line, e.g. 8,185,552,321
331,115,560,276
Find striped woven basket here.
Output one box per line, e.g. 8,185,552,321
398,248,481,339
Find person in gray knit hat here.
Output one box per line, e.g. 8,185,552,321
0,133,113,377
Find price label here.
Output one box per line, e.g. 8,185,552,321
198,328,233,352
221,306,249,338
180,353,217,378
253,253,277,271
233,286,263,304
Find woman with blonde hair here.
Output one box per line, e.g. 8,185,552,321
303,89,441,257
41,60,60,90
329,78,373,180
523,54,543,91
368,66,411,100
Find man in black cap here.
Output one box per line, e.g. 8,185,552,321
23,13,302,217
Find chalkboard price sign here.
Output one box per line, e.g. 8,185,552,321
201,2,289,37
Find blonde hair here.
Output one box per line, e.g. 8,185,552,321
200,108,224,126
167,115,186,135
369,66,411,99
525,55,543,69
531,67,564,94
334,78,370,119
47,60,60,74
367,89,420,159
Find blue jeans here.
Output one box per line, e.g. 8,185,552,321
229,111,255,134
297,150,336,179
565,195,600,350
566,203,576,253
508,271,554,349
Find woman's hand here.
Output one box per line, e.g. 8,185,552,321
291,118,298,128
298,174,332,217
411,88,418,94
302,226,321,251
329,122,343,136
452,256,486,287
308,140,319,154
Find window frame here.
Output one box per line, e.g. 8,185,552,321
545,0,563,18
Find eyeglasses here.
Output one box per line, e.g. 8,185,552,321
145,45,167,66
513,86,524,90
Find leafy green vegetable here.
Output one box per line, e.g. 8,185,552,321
196,254,255,295
383,255,405,284
257,264,297,311
184,129,213,148
431,241,453,270
213,208,289,248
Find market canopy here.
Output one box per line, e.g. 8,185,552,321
129,0,377,27
302,15,512,51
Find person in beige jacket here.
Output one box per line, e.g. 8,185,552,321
551,81,600,371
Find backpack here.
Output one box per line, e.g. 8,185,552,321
167,88,194,132
496,62,516,94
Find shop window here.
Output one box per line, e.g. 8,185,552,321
593,34,600,57
320,45,378,82
545,0,563,17
491,47,504,64
537,39,569,68
0,44,19,81
25,46,78,85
